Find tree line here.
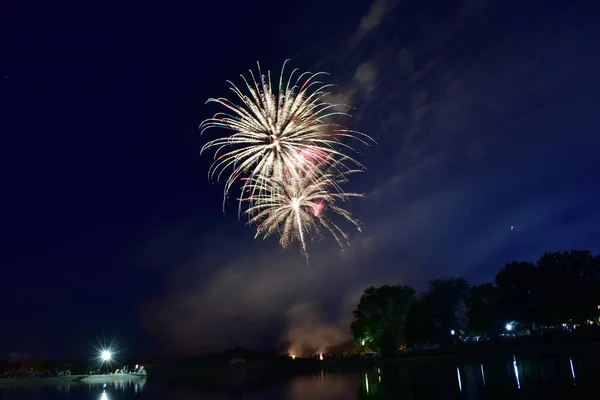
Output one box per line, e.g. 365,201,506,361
351,249,600,357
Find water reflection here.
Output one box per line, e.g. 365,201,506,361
1,355,599,399
288,373,354,399
513,354,521,389
354,354,600,399
480,364,486,386
84,377,147,394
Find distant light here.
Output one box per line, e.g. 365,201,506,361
361,339,365,346
319,353,324,361
290,354,296,360
101,351,111,361
450,329,455,335
505,323,513,331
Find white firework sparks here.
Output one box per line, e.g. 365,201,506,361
200,60,374,214
245,169,363,258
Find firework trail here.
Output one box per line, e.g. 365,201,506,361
245,169,363,259
200,60,374,214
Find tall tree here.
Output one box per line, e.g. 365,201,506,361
496,250,600,328
495,261,535,327
351,285,415,357
405,295,435,346
534,250,600,324
423,277,470,340
466,283,499,336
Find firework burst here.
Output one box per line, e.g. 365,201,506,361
200,60,374,213
245,169,363,258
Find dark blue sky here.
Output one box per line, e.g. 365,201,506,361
2,0,598,359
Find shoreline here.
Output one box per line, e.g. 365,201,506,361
323,340,600,367
0,375,87,388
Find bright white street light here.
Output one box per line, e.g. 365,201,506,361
505,323,513,331
101,351,112,361
450,329,455,336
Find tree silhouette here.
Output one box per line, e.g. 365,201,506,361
495,261,535,327
466,283,499,336
496,250,600,327
351,248,600,350
533,250,600,324
423,277,470,340
351,285,415,357
405,296,435,346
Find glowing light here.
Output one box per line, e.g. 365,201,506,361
450,329,455,335
364,373,369,394
319,353,324,361
290,354,296,360
456,367,462,392
505,323,513,331
101,351,111,361
200,60,375,213
361,339,365,346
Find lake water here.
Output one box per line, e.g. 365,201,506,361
2,354,600,399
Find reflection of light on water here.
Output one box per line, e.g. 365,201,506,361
55,383,71,394
364,373,369,394
513,355,521,389
569,357,576,383
289,374,354,398
480,364,486,386
100,391,108,400
85,378,146,395
456,367,462,392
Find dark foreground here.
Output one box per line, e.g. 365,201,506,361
145,340,600,391
2,352,600,399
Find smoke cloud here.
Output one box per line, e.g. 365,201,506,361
283,302,348,356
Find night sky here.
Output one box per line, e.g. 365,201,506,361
2,0,598,359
